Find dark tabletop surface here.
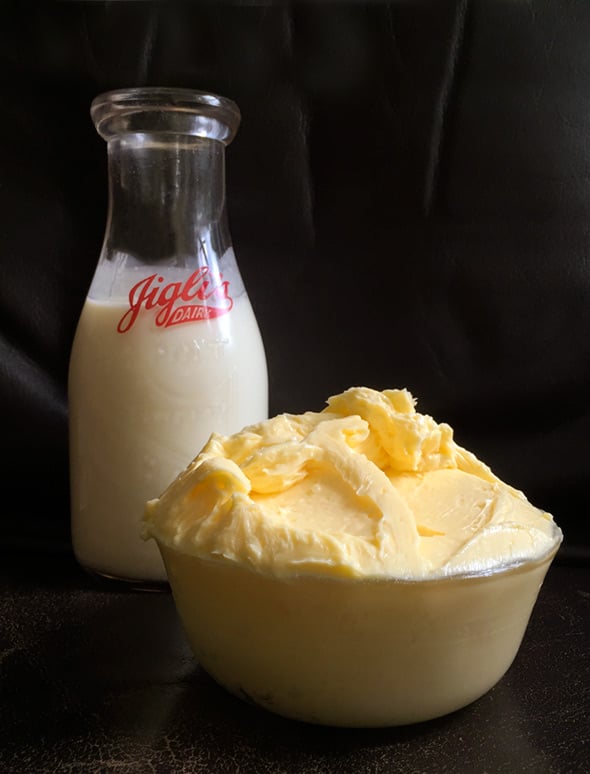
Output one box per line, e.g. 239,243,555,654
1,547,588,774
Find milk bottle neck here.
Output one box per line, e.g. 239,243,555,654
90,87,241,270
104,133,231,267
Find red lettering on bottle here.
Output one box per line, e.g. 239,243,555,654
116,269,233,333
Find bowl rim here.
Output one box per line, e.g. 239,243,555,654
158,521,563,587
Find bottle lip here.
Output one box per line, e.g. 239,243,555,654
91,86,241,144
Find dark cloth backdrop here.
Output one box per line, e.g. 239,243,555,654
1,0,588,556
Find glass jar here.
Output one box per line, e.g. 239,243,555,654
68,87,268,587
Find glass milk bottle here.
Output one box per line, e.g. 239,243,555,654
68,87,268,587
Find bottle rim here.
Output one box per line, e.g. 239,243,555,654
91,86,241,144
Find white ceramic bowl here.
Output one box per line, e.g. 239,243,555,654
157,524,561,728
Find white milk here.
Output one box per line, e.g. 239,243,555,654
68,279,268,583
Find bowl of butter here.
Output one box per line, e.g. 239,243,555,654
142,387,562,727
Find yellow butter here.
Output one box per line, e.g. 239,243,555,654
143,387,560,580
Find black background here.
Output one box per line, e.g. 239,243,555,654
1,0,589,555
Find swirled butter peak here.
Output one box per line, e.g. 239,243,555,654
143,387,561,579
